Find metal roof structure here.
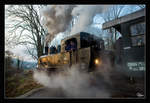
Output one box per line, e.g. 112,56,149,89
102,8,145,30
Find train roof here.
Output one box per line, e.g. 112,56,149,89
61,32,103,43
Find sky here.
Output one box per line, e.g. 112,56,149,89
5,5,144,62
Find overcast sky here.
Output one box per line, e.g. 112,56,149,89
5,5,143,62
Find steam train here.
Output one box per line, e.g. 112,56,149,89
37,32,115,73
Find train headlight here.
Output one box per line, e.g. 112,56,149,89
95,59,99,64
94,58,102,65
42,58,47,62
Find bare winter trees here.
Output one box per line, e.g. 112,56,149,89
101,5,124,50
101,5,145,50
5,5,47,60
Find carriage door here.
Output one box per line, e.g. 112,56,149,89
70,50,77,66
65,38,78,66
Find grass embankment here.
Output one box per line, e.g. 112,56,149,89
5,68,43,97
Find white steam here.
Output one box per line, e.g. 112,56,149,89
41,5,110,43
71,5,110,35
33,60,114,98
41,5,75,43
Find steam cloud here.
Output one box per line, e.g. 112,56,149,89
41,5,110,43
33,57,114,98
41,5,75,43
71,5,110,35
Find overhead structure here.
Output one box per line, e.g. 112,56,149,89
102,8,146,77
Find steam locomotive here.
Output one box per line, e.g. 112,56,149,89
37,32,115,72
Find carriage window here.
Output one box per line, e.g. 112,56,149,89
131,35,145,46
81,36,90,48
65,38,77,51
130,22,145,36
130,22,145,46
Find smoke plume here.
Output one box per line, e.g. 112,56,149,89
70,5,110,35
41,5,110,43
41,5,75,43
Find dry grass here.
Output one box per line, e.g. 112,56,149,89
5,69,43,97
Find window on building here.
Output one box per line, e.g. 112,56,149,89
130,22,145,36
131,35,145,46
130,22,145,46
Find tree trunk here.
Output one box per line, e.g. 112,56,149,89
37,35,43,58
17,58,20,70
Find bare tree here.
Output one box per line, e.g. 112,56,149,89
102,5,124,50
5,5,48,60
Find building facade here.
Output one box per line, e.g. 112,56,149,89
102,8,145,77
